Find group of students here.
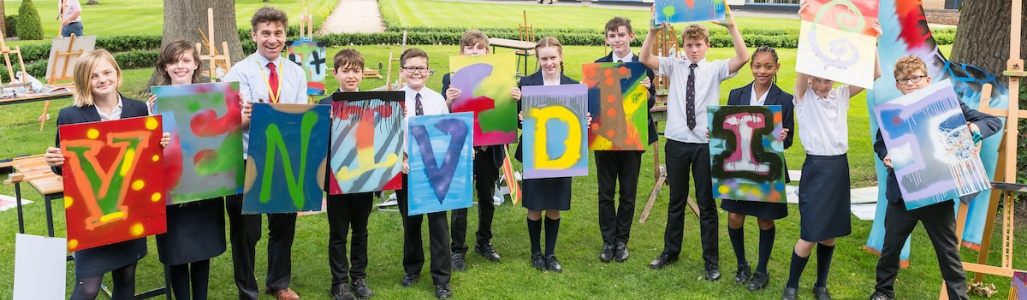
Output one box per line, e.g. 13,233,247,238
37,4,1001,300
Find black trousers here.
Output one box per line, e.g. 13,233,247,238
875,200,967,299
396,174,452,285
451,146,501,253
225,193,298,299
595,150,642,245
663,140,719,266
327,192,374,285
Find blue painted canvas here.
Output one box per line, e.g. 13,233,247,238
243,103,330,214
654,0,726,25
708,105,787,203
521,84,589,179
406,112,474,216
329,91,405,194
872,80,991,210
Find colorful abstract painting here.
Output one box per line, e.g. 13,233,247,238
152,82,244,204
797,0,879,89
865,0,1008,259
582,62,649,151
654,0,726,24
13,234,66,300
521,84,589,179
287,38,328,96
500,146,521,204
1011,271,1027,300
872,80,991,210
406,112,474,215
708,105,786,202
244,103,330,214
60,116,167,251
329,91,405,194
449,53,518,146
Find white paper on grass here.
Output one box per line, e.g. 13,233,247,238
13,234,67,300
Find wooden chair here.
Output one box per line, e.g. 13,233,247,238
515,11,537,75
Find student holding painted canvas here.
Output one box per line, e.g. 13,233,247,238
395,48,454,300
720,45,793,291
441,30,510,271
868,55,1000,300
782,21,881,300
44,49,171,300
638,10,749,280
318,49,375,300
148,40,227,300
591,16,658,264
222,6,308,300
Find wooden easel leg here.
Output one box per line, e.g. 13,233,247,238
640,164,665,224
38,101,50,131
972,190,1003,283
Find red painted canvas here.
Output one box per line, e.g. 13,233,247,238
59,116,167,252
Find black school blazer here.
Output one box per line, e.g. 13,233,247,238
51,95,149,176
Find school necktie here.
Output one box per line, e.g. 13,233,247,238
686,63,698,130
267,62,279,103
415,93,424,116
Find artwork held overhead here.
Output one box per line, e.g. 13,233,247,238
329,91,405,194
287,39,328,96
708,105,787,203
449,53,519,146
521,84,589,179
653,0,726,24
244,103,330,214
60,116,167,252
406,112,475,216
582,62,649,151
152,82,245,204
796,0,879,89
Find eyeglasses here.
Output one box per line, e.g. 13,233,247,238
402,67,430,74
895,75,925,84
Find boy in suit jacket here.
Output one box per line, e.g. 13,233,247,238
592,17,658,263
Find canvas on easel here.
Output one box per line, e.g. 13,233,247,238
197,7,231,82
44,35,95,84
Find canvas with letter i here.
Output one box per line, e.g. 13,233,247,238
406,112,474,216
708,105,787,202
872,80,991,210
521,84,589,179
244,103,330,214
60,116,167,251
329,91,405,194
152,81,245,204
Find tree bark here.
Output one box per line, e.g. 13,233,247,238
949,0,1027,76
147,0,245,88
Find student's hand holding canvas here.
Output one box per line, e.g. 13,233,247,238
510,87,521,101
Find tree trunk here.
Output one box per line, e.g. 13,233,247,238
147,0,244,88
949,0,1027,76
0,3,6,38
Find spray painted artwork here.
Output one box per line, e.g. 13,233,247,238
449,53,518,146
582,62,649,151
406,112,474,215
654,0,726,24
287,38,328,96
708,105,786,202
329,91,405,194
521,84,589,179
872,80,991,210
244,103,330,214
152,82,244,204
797,0,879,89
60,116,167,251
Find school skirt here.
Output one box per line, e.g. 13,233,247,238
155,198,227,265
521,177,572,211
798,154,851,242
74,238,147,278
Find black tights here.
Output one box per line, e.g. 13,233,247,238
70,263,137,300
168,260,212,300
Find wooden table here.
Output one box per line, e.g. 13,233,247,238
0,88,74,106
487,38,536,77
2,155,63,236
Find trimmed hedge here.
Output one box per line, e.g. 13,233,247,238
16,0,43,40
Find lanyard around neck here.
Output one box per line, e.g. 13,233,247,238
255,56,283,103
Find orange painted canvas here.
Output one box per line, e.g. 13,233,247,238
59,116,167,251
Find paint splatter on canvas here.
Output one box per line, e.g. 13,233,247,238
797,0,879,89
521,84,589,179
244,103,330,214
449,53,518,146
152,82,244,204
1011,271,1027,300
872,80,991,210
60,116,167,251
708,105,786,202
582,62,649,151
654,0,726,24
287,38,328,96
329,91,405,194
406,112,474,215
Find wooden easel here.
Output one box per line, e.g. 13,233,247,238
639,25,700,223
380,31,408,91
40,33,81,131
0,30,37,129
197,8,231,83
941,0,1025,297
